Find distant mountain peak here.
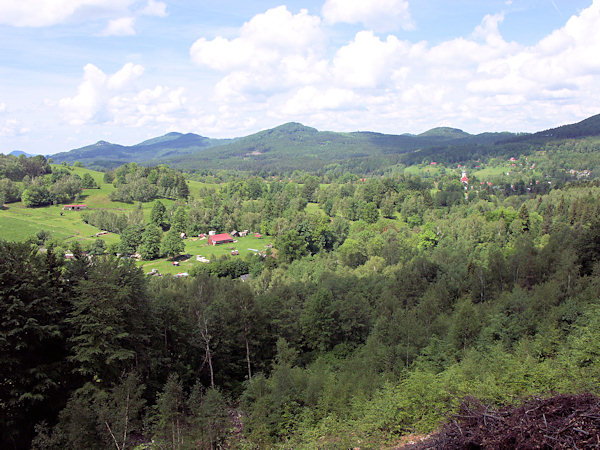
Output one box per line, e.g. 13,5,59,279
272,122,318,134
95,140,112,146
9,150,36,157
418,127,470,138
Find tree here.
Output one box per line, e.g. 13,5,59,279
21,184,51,207
189,386,230,449
153,373,186,449
275,230,308,264
171,207,188,234
67,256,150,386
97,372,146,450
176,176,189,199
150,200,168,230
0,242,69,449
103,171,114,184
360,202,380,224
118,224,144,256
380,195,396,219
161,229,184,259
139,225,162,260
81,173,98,189
518,204,531,232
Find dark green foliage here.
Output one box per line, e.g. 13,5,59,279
0,242,69,448
8,165,600,448
190,257,249,278
161,229,184,259
139,225,162,260
275,230,308,264
150,199,168,230
67,256,150,386
118,224,145,256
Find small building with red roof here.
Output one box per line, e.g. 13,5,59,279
208,233,234,246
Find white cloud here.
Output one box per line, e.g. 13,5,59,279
191,6,324,71
100,17,136,36
332,31,409,88
141,0,167,17
0,118,28,137
0,102,6,113
188,1,600,136
0,0,134,27
322,0,414,32
283,86,359,115
59,62,187,128
190,6,327,100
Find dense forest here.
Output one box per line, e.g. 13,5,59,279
3,150,600,448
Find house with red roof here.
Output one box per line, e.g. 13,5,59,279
208,233,234,246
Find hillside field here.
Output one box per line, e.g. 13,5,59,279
0,166,270,275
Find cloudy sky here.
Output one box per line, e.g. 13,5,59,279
0,0,599,155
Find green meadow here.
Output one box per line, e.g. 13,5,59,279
140,234,271,275
0,166,272,276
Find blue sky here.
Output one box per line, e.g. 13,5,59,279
0,0,598,155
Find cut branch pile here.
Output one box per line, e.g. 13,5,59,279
411,393,600,449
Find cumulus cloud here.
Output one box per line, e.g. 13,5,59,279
188,1,600,136
191,6,327,99
322,0,414,32
191,6,324,70
332,31,410,88
59,62,187,128
0,102,6,113
0,0,134,27
100,17,136,36
141,0,167,17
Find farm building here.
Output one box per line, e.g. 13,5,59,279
63,204,87,211
208,233,234,246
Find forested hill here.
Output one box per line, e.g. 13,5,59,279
48,114,600,173
502,113,600,144
50,132,231,170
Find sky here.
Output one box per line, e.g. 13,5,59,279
0,0,599,155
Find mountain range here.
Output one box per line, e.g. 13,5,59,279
50,113,600,172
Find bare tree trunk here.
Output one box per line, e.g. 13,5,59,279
207,339,214,388
164,327,168,356
171,420,176,450
122,391,130,450
200,316,215,388
105,422,122,450
245,325,252,380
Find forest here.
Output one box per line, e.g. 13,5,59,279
3,149,600,448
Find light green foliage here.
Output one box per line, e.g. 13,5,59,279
22,184,52,207
81,172,98,189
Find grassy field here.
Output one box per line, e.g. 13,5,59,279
140,235,272,275
0,166,272,276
